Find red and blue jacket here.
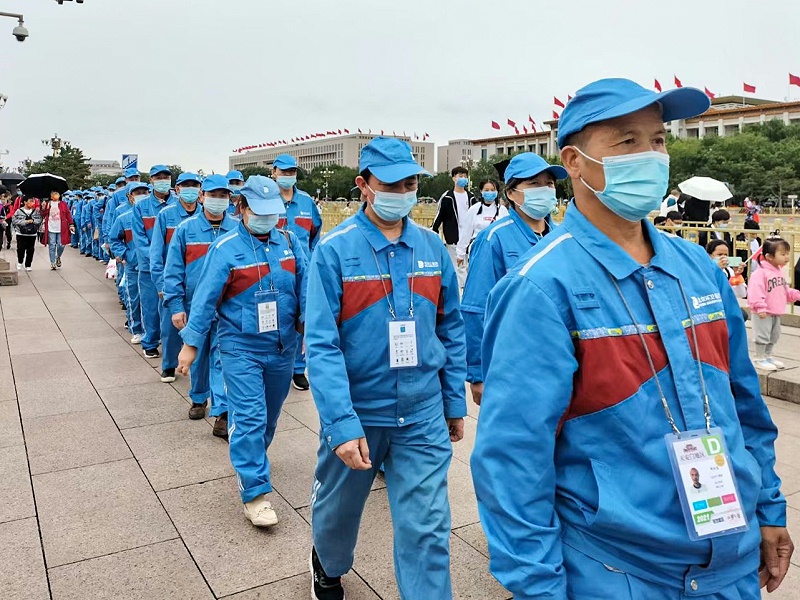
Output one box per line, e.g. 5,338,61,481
305,207,467,451
162,211,237,316
472,204,784,598
131,192,176,273
150,202,198,292
108,203,139,270
276,187,322,256
180,222,307,355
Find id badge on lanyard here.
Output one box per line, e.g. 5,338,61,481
255,290,279,333
389,320,418,369
665,428,749,540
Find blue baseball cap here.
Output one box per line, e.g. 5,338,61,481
557,78,710,149
176,172,202,185
201,174,231,193
504,153,568,184
126,181,149,196
272,154,298,170
239,176,286,216
359,137,430,184
226,170,244,182
115,176,126,185
124,167,139,178
149,164,170,177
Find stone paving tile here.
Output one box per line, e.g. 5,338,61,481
34,458,177,567
4,316,60,337
81,356,161,389
0,444,35,524
8,331,71,356
100,382,190,429
0,297,51,320
452,415,477,465
0,517,49,600
447,457,480,530
25,408,132,475
0,399,23,449
282,398,320,432
453,522,489,558
12,350,83,382
222,572,380,599
158,476,310,598
269,426,320,509
123,419,234,491
16,377,103,420
48,539,215,600
0,367,16,402
67,335,140,362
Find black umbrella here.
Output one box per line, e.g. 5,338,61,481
19,172,68,198
0,173,25,185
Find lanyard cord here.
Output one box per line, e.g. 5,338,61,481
247,232,275,293
609,275,712,435
369,246,415,320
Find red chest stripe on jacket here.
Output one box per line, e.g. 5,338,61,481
124,229,133,243
413,275,444,317
277,218,288,229
687,319,730,373
340,279,392,323
143,216,156,231
165,227,175,244
185,243,210,265
567,332,668,422
280,257,296,274
221,264,271,302
293,216,314,232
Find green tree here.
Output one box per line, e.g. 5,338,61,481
297,165,360,200
90,173,120,188
239,166,273,179
24,144,92,190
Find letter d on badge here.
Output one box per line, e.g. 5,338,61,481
702,435,722,456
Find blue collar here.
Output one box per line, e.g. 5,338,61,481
354,207,421,252
509,208,552,244
236,221,282,246
198,211,235,232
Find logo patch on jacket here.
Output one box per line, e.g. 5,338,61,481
691,293,722,309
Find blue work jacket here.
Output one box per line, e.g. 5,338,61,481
149,201,198,292
181,222,307,355
461,208,553,382
131,192,176,273
163,211,237,316
276,187,322,256
305,207,467,451
471,203,784,598
108,203,139,270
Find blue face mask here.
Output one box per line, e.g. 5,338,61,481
456,177,469,189
247,213,279,235
576,148,670,222
229,184,243,194
179,188,199,203
203,197,230,216
152,180,171,194
369,186,418,222
276,176,296,190
516,186,557,220
481,190,498,203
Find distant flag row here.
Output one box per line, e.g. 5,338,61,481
657,73,800,98
491,95,574,133
233,129,430,154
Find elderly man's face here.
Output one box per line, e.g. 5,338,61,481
690,469,700,485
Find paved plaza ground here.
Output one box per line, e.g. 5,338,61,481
0,245,798,599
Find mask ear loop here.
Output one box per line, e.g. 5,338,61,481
570,146,606,195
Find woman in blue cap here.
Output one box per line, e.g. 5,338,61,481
177,175,307,528
461,152,567,405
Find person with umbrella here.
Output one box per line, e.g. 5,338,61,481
39,190,75,270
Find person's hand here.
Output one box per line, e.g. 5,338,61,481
447,417,464,442
176,344,197,376
760,526,794,592
158,291,164,299
759,312,768,319
734,264,745,275
25,219,33,224
171,312,187,330
470,382,484,406
457,258,465,267
334,438,372,470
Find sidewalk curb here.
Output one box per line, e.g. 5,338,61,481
758,369,800,405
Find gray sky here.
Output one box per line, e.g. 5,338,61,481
2,0,799,175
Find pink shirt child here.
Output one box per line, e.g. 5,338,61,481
747,260,800,316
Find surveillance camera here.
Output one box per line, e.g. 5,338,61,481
12,25,29,42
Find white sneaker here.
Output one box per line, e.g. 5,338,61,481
16,263,22,270
25,267,32,272
766,357,786,370
755,359,778,372
243,495,278,527
130,334,142,345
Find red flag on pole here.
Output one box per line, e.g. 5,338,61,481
743,82,756,93
357,128,362,133
704,87,715,99
531,122,537,133
380,130,384,135
654,79,662,92
523,125,528,134
514,126,520,135
528,114,534,124
567,95,573,102
674,75,683,88
424,132,430,139
790,73,800,87
552,110,560,120
344,128,349,134
491,121,501,130
554,96,565,108
507,118,516,127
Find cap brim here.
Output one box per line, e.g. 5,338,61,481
202,185,231,194
245,196,286,216
512,164,569,182
369,163,430,184
592,87,710,129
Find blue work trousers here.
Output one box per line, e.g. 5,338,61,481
80,229,92,254
189,319,228,414
311,413,453,599
220,348,294,503
122,265,143,335
70,228,79,248
209,325,227,416
138,271,161,351
159,297,181,371
115,260,126,305
562,543,760,599
294,331,306,375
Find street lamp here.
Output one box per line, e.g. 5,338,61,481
0,11,28,42
42,134,69,157
321,167,334,200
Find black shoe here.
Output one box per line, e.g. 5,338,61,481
310,547,344,600
188,402,206,420
292,373,310,391
160,368,175,383
143,348,160,359
213,413,228,439
56,258,61,268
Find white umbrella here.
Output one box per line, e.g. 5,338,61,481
678,176,732,202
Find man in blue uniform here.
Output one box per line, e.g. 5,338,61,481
150,172,202,383
272,154,322,391
132,165,176,359
80,191,94,256
305,137,466,600
164,174,236,434
471,78,793,599
226,170,244,218
105,171,139,305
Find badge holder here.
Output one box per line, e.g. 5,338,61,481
248,234,279,335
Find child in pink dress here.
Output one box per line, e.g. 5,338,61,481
747,238,800,371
